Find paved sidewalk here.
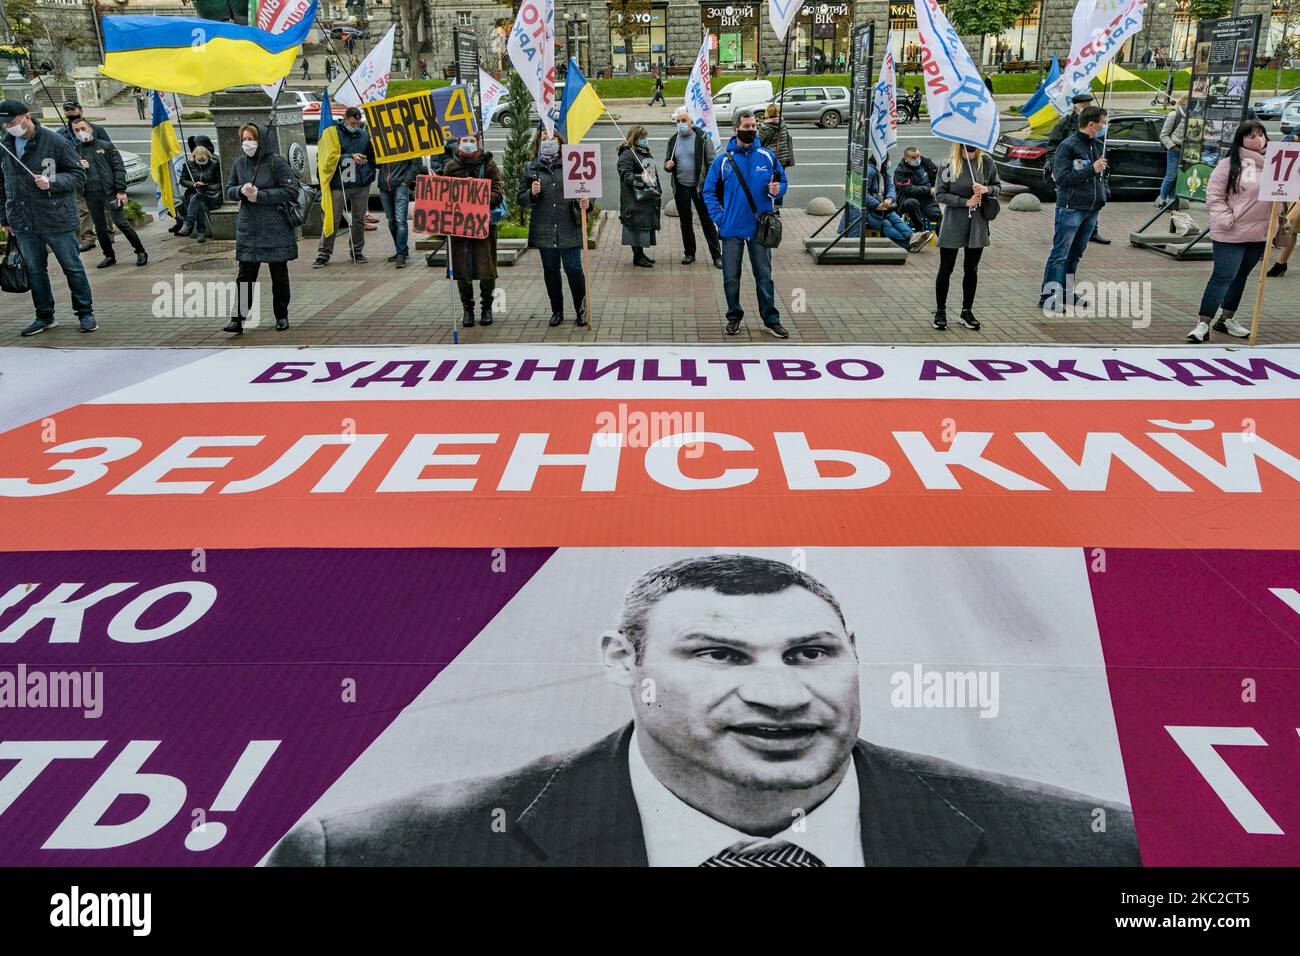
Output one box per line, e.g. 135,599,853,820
4,200,1296,349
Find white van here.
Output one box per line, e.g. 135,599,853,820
711,80,774,126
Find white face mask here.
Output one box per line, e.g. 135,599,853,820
76,130,93,143
4,121,24,137
241,140,258,157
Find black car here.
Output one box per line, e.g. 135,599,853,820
991,113,1168,200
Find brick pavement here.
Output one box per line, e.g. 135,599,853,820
4,201,1297,349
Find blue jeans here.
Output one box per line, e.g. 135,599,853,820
14,230,94,321
1040,206,1099,304
378,184,410,258
721,236,779,325
865,207,912,249
1198,241,1265,317
1159,149,1181,202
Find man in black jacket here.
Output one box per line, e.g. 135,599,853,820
0,101,96,335
70,118,147,268
665,108,722,268
268,553,1141,867
1048,93,1110,244
893,145,942,232
314,106,376,267
1040,105,1109,314
60,99,111,250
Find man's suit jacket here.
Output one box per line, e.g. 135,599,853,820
266,724,1141,866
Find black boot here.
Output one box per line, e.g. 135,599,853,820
461,304,476,327
135,250,148,267
480,304,494,326
576,304,588,327
1267,262,1287,278
222,317,243,335
958,309,981,331
177,221,194,238
275,315,289,331
548,311,564,327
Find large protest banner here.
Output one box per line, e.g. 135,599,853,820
1,344,1299,867
412,174,492,239
362,89,447,163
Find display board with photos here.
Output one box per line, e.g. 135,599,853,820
845,21,874,208
1178,14,1261,203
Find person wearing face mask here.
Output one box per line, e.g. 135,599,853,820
0,100,97,335
70,118,147,269
757,105,794,208
520,127,590,326
664,108,721,268
313,106,375,268
932,141,1000,332
222,123,300,335
1048,93,1111,245
177,138,222,242
1040,105,1110,315
618,125,662,268
893,146,941,234
59,100,111,251
863,153,931,253
702,109,790,338
441,133,503,326
1186,121,1273,342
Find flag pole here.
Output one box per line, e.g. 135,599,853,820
775,25,792,189
1248,202,1280,346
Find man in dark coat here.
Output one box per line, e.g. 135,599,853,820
441,134,504,326
314,106,375,267
665,108,721,267
1048,92,1110,244
60,99,111,249
0,101,96,335
223,122,301,334
893,145,943,232
69,118,147,268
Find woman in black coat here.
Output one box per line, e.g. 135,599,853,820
177,139,222,241
617,124,661,267
518,127,590,327
222,123,300,334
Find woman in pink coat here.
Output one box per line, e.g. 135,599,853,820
1187,120,1272,342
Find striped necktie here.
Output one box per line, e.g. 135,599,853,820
700,843,825,867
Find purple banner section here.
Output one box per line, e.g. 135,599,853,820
1088,548,1300,866
0,548,554,865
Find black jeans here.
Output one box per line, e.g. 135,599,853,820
185,192,221,235
84,190,145,256
234,260,291,321
899,196,941,233
1198,240,1265,317
936,246,984,312
674,183,720,259
457,278,496,311
538,247,585,314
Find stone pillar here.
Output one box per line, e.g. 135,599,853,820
207,87,313,240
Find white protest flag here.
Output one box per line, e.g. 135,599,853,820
915,0,1000,151
869,37,899,163
334,25,397,107
256,0,313,100
684,32,721,150
1043,0,1146,112
768,0,802,44
479,68,507,132
508,0,558,134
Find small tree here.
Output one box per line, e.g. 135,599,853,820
1187,0,1233,21
947,0,1035,41
610,0,652,75
1274,0,1300,91
501,69,534,227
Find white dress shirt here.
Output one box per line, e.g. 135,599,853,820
628,730,865,867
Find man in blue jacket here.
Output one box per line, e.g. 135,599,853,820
866,154,931,252
314,106,376,267
1040,105,1109,314
703,110,790,338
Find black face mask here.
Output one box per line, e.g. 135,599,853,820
736,129,756,144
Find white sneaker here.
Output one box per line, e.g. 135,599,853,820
1186,320,1211,343
1214,316,1251,338
908,231,931,252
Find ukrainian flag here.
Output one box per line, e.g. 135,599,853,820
1018,56,1060,118
99,0,317,96
316,87,341,238
558,59,606,145
150,91,181,216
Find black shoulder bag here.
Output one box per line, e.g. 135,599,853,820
725,153,782,248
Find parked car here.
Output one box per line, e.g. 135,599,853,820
755,85,850,127
1252,87,1300,119
294,90,347,123
1282,97,1300,136
991,113,1168,199
711,79,774,124
119,148,147,186
490,84,566,128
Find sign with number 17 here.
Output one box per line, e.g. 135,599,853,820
562,144,602,199
1259,141,1300,202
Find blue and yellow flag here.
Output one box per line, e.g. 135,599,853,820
1018,56,1060,118
149,91,182,217
558,59,606,145
99,1,316,96
316,87,341,238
